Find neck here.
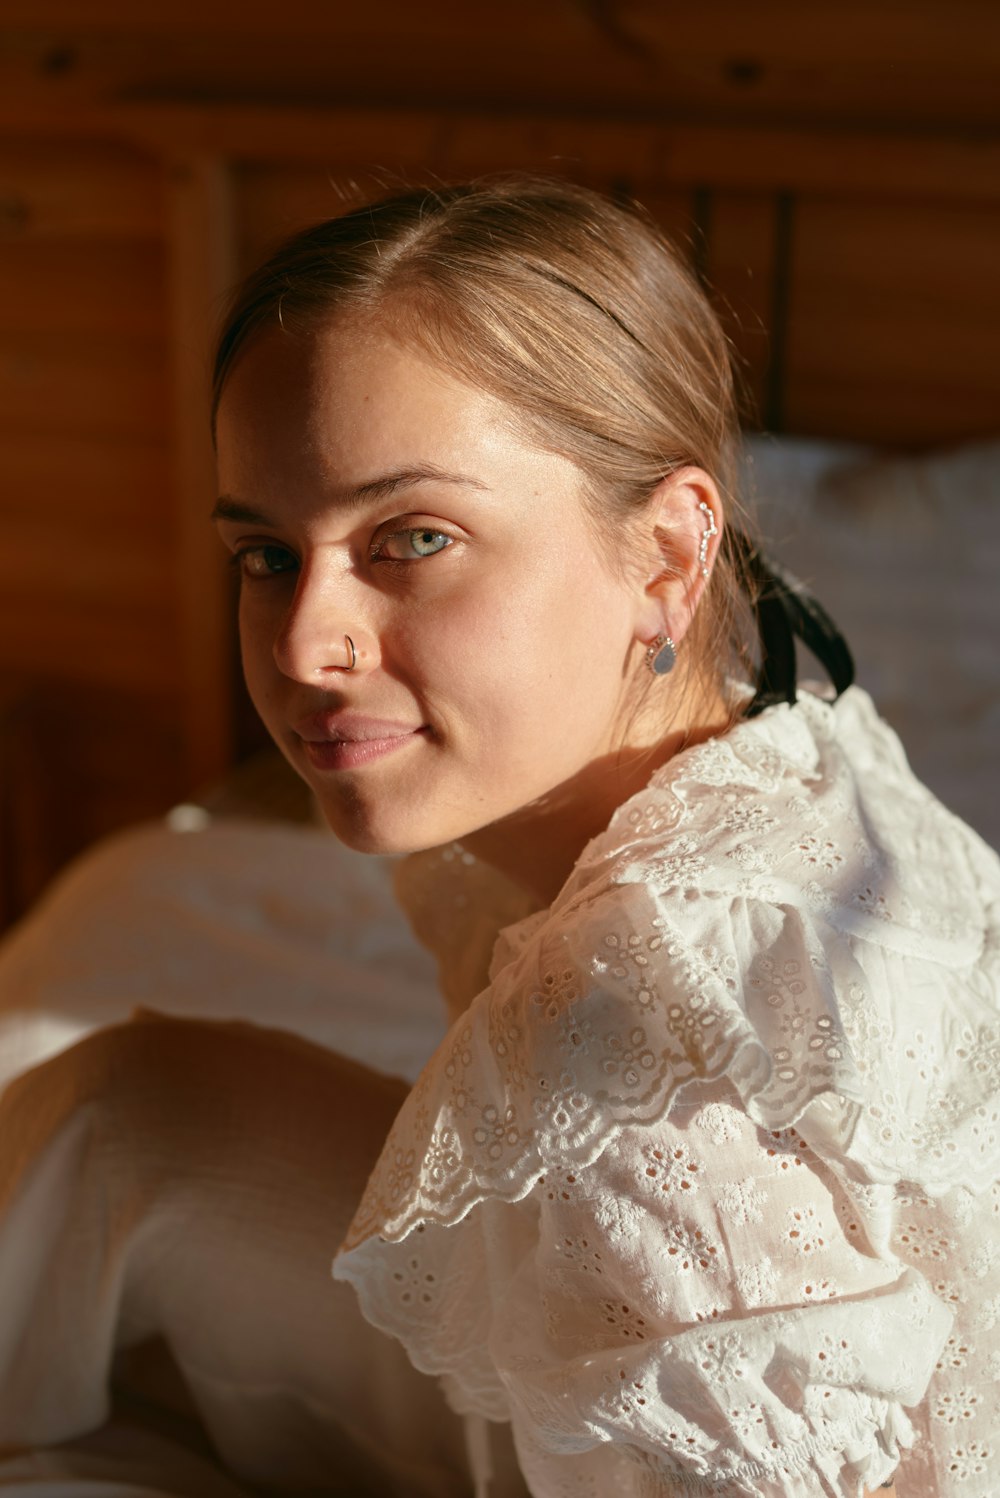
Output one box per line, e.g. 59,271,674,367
463,686,735,906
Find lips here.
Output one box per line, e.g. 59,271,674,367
294,712,428,771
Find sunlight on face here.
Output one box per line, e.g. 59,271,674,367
214,315,651,878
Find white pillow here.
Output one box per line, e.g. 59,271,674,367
742,437,1000,852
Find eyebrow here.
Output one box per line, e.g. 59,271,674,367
210,465,491,525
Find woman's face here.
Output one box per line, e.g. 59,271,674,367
214,316,654,866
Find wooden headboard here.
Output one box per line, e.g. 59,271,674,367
212,108,1000,444
2,95,998,919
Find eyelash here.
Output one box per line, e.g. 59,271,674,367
230,528,454,581
229,544,297,582
371,527,454,564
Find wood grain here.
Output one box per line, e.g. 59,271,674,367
167,153,237,786
1,2,997,129
0,140,162,240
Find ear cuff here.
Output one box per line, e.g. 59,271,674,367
697,500,718,578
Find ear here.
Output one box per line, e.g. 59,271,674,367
633,467,723,648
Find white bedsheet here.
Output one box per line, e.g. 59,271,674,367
0,818,446,1100
0,820,467,1498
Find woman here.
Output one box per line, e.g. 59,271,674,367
2,178,997,1496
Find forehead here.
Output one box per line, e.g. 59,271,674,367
217,318,516,472
213,316,596,527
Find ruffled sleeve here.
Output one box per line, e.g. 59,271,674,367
337,1075,954,1496
339,863,996,1251
336,893,997,1490
335,690,1000,1494
500,1096,955,1497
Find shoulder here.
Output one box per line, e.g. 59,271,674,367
557,686,995,962
341,688,1000,1251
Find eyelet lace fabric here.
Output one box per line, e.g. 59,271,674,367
334,688,1000,1497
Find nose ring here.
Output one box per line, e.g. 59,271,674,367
344,635,357,672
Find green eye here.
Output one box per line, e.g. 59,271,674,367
408,529,452,558
378,528,454,562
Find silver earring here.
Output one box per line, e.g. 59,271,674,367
646,635,676,676
698,500,718,578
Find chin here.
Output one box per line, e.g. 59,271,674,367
315,801,452,859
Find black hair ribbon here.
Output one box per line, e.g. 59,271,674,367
728,531,855,718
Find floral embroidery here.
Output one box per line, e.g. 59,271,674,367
471,1103,521,1160
335,688,1000,1498
592,1193,646,1243
533,1072,590,1131
645,835,707,890
786,1203,828,1254
811,1333,861,1383
639,1143,701,1197
423,1127,461,1187
696,1331,750,1383
390,1253,437,1307
532,965,583,1022
717,1176,766,1225
722,802,778,836
897,1219,954,1262
726,840,778,874
764,1128,813,1172
539,1167,581,1204
938,1332,972,1371
601,1028,657,1089
600,926,669,1008
599,1300,649,1341
971,1238,1000,1281
751,956,807,1006
796,833,844,872
946,1440,992,1479
798,1275,839,1301
488,999,528,1088
735,1256,778,1308
728,1400,767,1443
695,1102,744,1145
385,1147,416,1205
854,884,892,921
932,1389,981,1426
659,1220,721,1273
976,1293,1000,1331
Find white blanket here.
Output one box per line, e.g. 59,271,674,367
0,821,479,1498
0,818,446,1098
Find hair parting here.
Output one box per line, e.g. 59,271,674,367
212,175,762,712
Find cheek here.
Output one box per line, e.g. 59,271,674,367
389,588,508,722
237,597,282,718
399,555,630,748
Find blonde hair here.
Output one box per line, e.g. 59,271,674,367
213,176,757,703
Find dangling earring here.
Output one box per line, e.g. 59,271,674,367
645,635,676,676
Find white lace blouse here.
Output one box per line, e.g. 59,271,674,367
334,686,1000,1498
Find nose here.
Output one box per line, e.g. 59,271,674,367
272,572,373,683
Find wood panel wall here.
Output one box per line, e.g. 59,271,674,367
1,2,998,925
0,136,185,918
